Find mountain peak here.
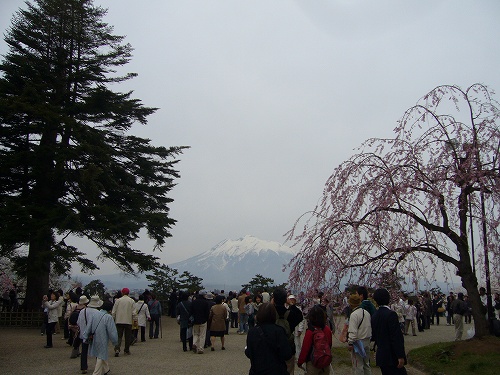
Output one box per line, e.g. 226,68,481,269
208,235,295,257
169,235,296,291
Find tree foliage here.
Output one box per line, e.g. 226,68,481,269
146,264,179,300
177,270,204,294
241,274,275,295
83,279,105,299
287,84,500,337
0,0,187,309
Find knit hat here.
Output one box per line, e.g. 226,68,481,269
348,294,361,309
121,288,130,295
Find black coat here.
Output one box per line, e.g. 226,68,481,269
245,323,292,375
191,297,211,325
371,306,406,369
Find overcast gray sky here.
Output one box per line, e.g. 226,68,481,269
1,1,500,275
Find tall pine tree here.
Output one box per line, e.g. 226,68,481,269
0,0,187,309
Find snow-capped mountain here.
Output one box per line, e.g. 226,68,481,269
169,235,296,292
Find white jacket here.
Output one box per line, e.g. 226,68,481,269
134,301,151,327
112,295,137,325
43,299,63,323
348,307,371,343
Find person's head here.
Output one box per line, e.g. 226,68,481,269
373,288,391,306
101,300,113,312
245,295,252,304
69,291,79,303
215,295,224,304
356,286,369,300
57,289,64,298
479,287,486,295
88,295,103,309
121,288,130,296
255,294,262,303
287,295,296,305
50,291,59,301
457,292,464,301
408,299,414,306
179,291,189,301
348,294,361,310
307,305,326,328
255,302,277,325
272,287,287,306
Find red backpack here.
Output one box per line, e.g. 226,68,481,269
311,327,332,369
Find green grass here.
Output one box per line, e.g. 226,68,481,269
408,336,500,375
331,346,378,368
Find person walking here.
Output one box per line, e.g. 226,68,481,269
229,292,239,329
246,302,292,375
371,288,407,375
404,299,417,336
134,294,150,343
191,291,211,354
147,293,162,339
75,295,101,374
451,292,468,341
347,294,372,375
237,289,248,334
273,287,303,375
83,300,118,375
112,287,136,357
176,291,193,352
208,295,227,351
297,305,333,375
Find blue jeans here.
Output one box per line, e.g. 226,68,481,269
239,313,248,333
149,314,160,338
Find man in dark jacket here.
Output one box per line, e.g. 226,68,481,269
372,288,407,375
191,291,211,354
272,288,303,375
451,292,468,341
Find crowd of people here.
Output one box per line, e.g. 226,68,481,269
36,284,498,375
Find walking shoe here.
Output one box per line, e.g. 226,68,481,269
197,350,204,354
124,351,131,355
211,347,215,351
114,352,119,357
70,349,80,358
43,345,52,348
81,370,87,374
222,347,225,350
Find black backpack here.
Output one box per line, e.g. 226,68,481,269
69,308,82,326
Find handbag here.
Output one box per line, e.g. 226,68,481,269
437,307,445,313
180,302,194,327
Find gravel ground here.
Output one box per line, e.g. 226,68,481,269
0,316,464,375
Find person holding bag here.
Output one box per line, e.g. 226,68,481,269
134,294,150,343
245,302,292,375
176,291,193,352
84,300,118,375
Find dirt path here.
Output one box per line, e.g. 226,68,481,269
0,316,464,374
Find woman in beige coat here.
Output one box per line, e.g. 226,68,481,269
208,295,228,350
